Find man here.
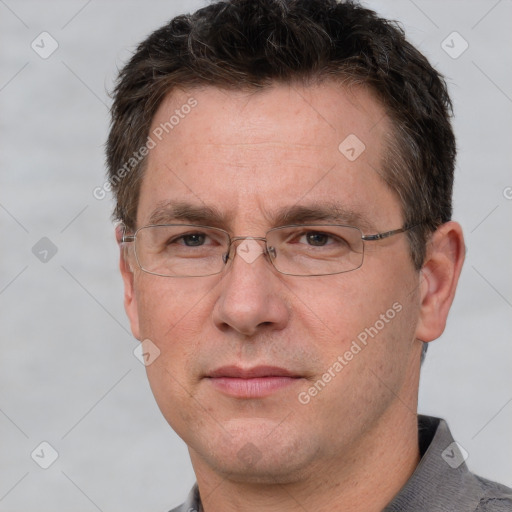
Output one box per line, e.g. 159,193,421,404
106,0,512,510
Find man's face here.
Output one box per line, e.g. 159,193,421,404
122,83,425,482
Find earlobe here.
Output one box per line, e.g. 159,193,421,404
116,225,141,340
415,221,465,343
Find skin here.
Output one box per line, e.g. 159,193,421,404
118,82,465,512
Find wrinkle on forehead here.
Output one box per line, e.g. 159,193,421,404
138,82,400,232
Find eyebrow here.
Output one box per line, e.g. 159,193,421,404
271,203,373,231
148,200,228,227
146,200,373,231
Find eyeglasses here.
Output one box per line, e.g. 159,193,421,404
121,223,419,277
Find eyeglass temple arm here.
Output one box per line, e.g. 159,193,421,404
119,225,135,243
361,226,410,242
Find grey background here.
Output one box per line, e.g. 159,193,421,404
1,1,511,511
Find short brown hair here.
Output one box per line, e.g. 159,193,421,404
106,0,456,269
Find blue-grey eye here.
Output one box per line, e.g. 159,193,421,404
181,233,206,246
305,232,330,246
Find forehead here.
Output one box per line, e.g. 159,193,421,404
137,81,401,231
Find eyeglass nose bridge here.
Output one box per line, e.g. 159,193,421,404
222,236,276,265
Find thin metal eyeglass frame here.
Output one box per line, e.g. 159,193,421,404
121,223,420,277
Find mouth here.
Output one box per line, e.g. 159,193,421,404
204,365,303,398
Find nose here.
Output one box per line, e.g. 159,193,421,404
212,238,289,337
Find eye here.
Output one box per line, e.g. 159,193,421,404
177,233,207,247
164,230,216,249
303,232,331,246
288,229,352,251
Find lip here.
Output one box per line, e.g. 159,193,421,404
205,365,302,398
207,365,298,379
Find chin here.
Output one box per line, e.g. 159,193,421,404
189,418,318,484
209,450,313,485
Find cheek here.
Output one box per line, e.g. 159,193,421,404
135,274,212,338
135,279,213,434
134,276,215,391
292,277,420,433
294,266,419,368
291,275,384,346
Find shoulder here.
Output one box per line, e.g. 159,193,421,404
472,475,512,511
168,505,197,512
385,416,512,512
167,484,201,512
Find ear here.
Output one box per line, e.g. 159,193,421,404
415,221,465,343
116,225,141,340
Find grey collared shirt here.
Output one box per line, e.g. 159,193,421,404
170,416,512,512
